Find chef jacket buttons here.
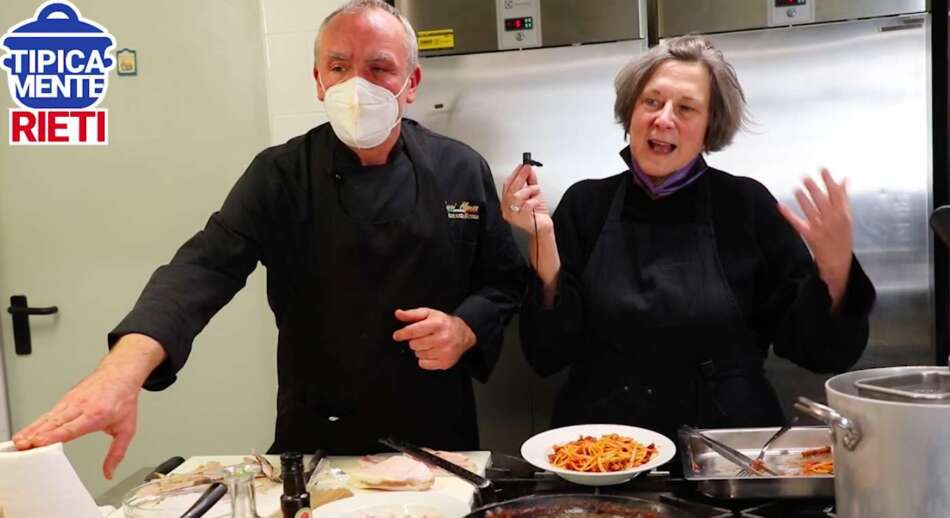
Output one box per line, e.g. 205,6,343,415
645,388,654,396
623,385,630,392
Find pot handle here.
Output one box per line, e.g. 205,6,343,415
794,396,862,451
37,4,80,23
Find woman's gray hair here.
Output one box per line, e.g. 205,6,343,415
314,0,419,72
613,35,749,152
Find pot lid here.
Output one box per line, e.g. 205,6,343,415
853,370,950,403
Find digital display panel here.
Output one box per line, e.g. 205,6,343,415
504,17,534,31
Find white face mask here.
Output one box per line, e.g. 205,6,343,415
319,74,411,149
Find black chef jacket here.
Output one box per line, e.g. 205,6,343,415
521,153,876,442
109,119,527,453
335,136,415,220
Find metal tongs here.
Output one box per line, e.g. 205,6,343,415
680,425,780,476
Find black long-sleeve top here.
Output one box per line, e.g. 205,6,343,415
522,163,876,379
109,120,527,391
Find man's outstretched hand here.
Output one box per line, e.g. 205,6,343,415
11,333,165,479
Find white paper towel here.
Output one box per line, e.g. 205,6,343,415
0,441,102,518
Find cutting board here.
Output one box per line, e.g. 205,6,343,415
109,451,490,517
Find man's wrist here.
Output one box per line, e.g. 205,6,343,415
103,334,167,386
453,316,477,351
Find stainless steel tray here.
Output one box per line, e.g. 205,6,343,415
678,426,834,499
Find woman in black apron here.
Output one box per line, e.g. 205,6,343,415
502,35,875,444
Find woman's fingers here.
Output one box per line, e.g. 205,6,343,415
778,202,810,239
821,168,849,212
503,166,542,213
502,165,525,194
504,165,531,194
526,165,539,186
803,177,832,215
514,185,541,201
794,189,821,224
500,163,553,237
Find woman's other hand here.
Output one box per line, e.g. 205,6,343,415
778,168,853,311
501,164,553,237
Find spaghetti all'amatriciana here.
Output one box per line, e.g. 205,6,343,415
547,433,658,473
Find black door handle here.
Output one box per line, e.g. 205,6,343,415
7,295,58,355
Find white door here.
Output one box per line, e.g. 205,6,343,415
0,0,279,499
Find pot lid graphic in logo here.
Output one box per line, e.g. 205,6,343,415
0,0,116,110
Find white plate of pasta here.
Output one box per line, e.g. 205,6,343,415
521,424,676,486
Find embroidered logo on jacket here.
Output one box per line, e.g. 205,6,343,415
446,201,480,220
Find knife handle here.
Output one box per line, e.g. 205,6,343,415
145,456,186,481
180,482,226,518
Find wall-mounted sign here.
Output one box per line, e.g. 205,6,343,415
117,48,136,76
418,29,454,51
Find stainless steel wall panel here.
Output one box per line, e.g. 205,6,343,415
541,0,643,46
658,0,766,37
815,0,927,22
398,0,642,56
658,0,929,37
396,0,497,56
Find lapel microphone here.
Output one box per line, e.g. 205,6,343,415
522,152,543,269
522,152,543,167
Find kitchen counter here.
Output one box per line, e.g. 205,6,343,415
103,451,490,516
103,452,838,517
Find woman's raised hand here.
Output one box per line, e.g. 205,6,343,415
501,164,552,237
778,168,853,310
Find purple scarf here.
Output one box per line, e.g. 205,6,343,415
620,147,707,199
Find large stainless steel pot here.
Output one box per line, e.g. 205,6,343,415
796,366,950,518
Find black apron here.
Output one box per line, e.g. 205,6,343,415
552,173,784,442
269,128,478,455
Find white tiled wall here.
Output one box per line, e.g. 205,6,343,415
260,0,346,144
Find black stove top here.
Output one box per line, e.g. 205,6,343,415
481,453,835,518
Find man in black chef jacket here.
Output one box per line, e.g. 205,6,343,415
12,0,526,479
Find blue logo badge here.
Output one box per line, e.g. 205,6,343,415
1,1,116,144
